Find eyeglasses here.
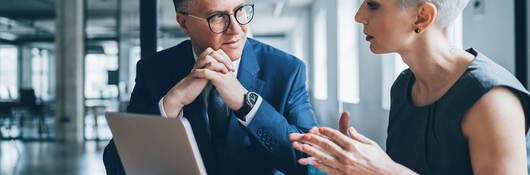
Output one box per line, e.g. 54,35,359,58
179,4,255,34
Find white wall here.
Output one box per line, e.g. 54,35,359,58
309,0,340,126
463,0,515,72
254,36,291,53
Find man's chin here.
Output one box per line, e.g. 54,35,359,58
225,50,244,61
220,46,244,61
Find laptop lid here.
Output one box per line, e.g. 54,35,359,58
105,112,207,175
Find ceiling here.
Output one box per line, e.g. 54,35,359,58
0,0,313,45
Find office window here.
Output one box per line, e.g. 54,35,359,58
338,0,359,104
32,48,50,101
84,43,119,99
0,47,18,100
313,9,328,100
129,46,141,89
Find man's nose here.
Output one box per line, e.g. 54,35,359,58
225,15,243,34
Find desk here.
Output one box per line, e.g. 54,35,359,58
85,105,107,140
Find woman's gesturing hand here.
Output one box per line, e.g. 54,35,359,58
289,113,417,175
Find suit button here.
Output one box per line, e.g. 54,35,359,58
264,135,272,145
257,128,263,137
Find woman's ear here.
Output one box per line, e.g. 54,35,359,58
414,2,437,33
176,13,191,36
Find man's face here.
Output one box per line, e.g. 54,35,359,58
178,0,249,61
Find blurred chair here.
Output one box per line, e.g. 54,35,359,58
13,88,47,139
0,101,15,139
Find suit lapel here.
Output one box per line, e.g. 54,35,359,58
237,39,265,93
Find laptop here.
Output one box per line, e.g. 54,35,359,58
105,112,207,175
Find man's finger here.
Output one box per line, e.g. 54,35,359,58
190,69,222,82
205,62,229,74
198,47,214,59
194,54,218,70
215,49,235,72
209,50,234,72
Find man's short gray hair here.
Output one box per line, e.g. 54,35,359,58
172,0,193,13
172,0,253,13
398,0,470,28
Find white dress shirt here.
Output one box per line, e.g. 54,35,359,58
158,48,262,127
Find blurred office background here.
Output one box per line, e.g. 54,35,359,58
0,0,528,174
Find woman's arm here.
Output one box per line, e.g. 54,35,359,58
462,87,527,175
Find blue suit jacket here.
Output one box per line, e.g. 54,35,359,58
103,38,318,175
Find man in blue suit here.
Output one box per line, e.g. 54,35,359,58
103,0,318,174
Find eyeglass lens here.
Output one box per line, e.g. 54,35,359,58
208,5,254,33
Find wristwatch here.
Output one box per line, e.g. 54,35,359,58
234,91,259,121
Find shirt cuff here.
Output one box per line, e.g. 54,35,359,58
158,96,183,119
237,96,262,127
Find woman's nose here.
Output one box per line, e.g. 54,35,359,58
354,5,367,24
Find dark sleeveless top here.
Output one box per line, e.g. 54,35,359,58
387,48,530,174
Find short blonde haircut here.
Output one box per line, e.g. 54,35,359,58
398,0,470,28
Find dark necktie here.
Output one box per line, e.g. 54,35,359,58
208,87,230,140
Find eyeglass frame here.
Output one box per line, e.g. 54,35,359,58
178,4,255,34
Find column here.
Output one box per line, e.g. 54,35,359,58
19,46,33,89
54,0,84,143
140,0,158,59
515,0,527,87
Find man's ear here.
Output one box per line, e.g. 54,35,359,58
176,13,191,36
414,2,437,32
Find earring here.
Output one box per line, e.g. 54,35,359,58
414,28,420,33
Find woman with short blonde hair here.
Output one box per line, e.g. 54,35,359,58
290,0,530,174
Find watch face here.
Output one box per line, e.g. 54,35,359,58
248,92,258,104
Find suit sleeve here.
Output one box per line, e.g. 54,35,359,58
245,62,318,175
126,59,163,115
103,59,161,175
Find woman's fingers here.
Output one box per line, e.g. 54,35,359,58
318,127,358,151
298,157,343,175
300,133,352,163
292,141,339,167
297,157,315,165
347,127,373,144
311,159,344,175
339,112,351,135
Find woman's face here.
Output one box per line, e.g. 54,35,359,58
355,0,417,54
